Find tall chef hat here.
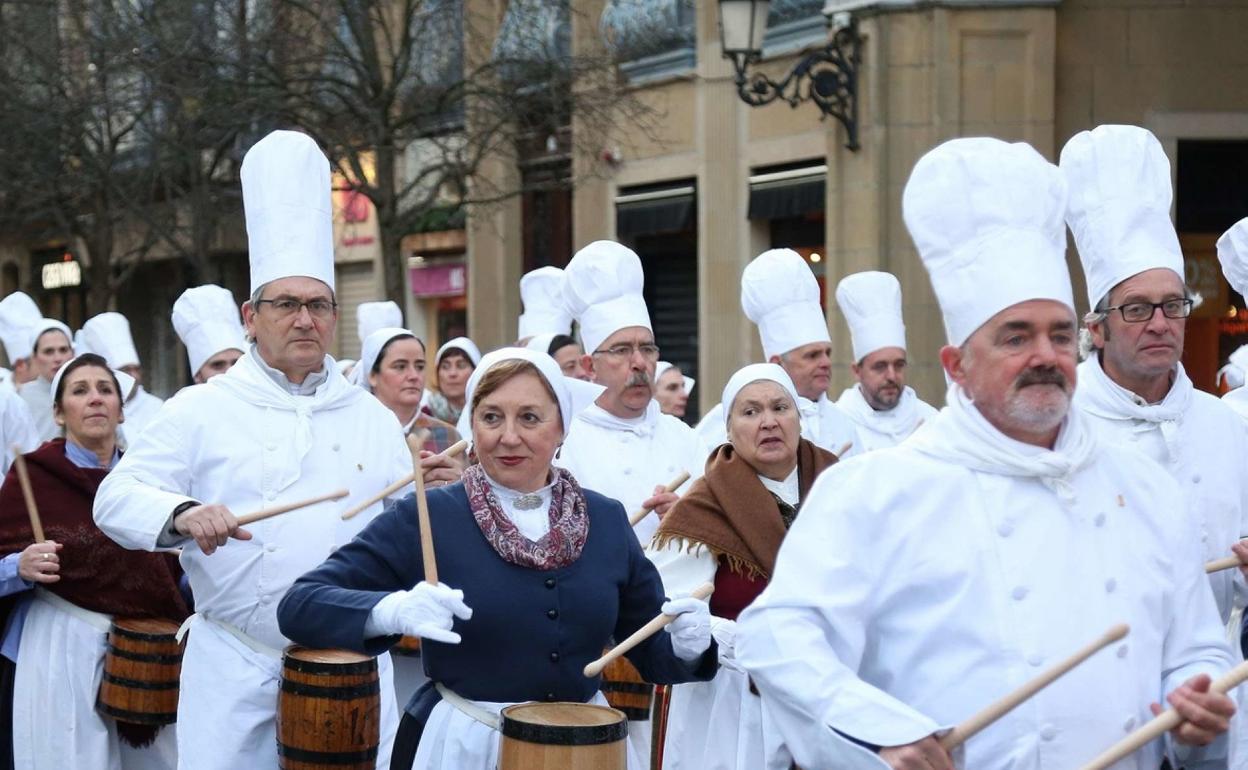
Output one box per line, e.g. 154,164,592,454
0,292,41,363
172,285,247,375
835,271,907,362
1217,217,1248,299
560,241,651,355
1060,125,1185,308
518,267,574,339
241,130,335,295
357,301,403,343
81,312,141,369
903,137,1072,346
741,249,830,360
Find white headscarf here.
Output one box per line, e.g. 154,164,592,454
50,354,135,406
28,319,73,356
721,363,800,427
351,327,419,393
654,361,695,398
436,337,482,368
464,347,573,437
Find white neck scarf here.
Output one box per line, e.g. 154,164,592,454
208,349,362,493
1075,356,1190,464
796,394,824,443
908,383,1096,505
836,384,925,439
577,399,660,438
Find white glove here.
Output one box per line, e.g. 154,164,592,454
710,617,739,670
367,581,473,644
662,596,712,661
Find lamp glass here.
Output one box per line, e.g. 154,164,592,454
719,0,770,55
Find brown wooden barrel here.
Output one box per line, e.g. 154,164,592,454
277,647,380,770
498,702,627,770
392,635,421,657
96,618,183,725
600,654,653,721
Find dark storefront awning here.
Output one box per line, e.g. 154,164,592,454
616,184,696,236
748,164,827,220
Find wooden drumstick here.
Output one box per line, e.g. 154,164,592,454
834,441,853,458
1079,657,1248,770
407,433,438,584
10,447,44,542
1205,544,1246,573
340,438,469,520
628,471,691,527
939,623,1129,751
583,582,714,677
234,488,350,526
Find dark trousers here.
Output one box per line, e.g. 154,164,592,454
390,712,422,770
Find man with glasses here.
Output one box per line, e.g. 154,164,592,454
93,131,457,769
1064,125,1248,763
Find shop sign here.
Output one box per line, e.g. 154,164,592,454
41,259,81,290
410,262,466,298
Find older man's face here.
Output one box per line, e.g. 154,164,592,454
583,326,657,419
942,299,1078,447
1089,268,1187,386
243,276,336,381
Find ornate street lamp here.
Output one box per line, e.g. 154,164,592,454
718,0,862,151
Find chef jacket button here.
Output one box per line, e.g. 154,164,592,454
544,578,556,589
1105,578,1117,593
996,523,1013,538
1011,586,1028,601
549,651,560,662
545,692,556,701
266,544,277,553
259,595,271,606
623,468,632,476
266,443,277,451
1039,726,1058,741
546,609,558,620
1191,474,1201,484
1117,644,1128,658
1026,654,1043,667
1123,716,1136,731
1094,513,1106,527
332,443,341,452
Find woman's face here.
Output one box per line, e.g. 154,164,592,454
472,370,563,493
654,368,688,418
727,380,800,479
369,337,426,415
437,352,474,401
33,330,72,381
54,365,123,445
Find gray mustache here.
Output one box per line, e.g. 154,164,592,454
1016,368,1068,389
627,372,651,388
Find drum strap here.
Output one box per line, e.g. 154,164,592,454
34,587,111,633
175,613,282,659
434,683,502,731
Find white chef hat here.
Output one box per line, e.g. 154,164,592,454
172,285,246,375
721,363,800,427
357,301,403,343
518,267,574,339
0,292,41,363
903,138,1072,347
50,354,135,406
835,271,907,362
741,249,830,359
81,312,141,370
1060,125,1185,308
654,361,695,397
28,319,74,355
436,336,481,368
1217,217,1248,298
241,130,335,296
1218,345,1248,391
464,347,573,436
561,240,652,355
351,327,420,393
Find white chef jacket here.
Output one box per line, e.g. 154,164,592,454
1074,357,1248,623
0,387,38,480
93,349,411,769
120,385,164,447
694,394,860,463
19,376,57,443
834,384,938,453
1224,387,1248,424
736,388,1232,770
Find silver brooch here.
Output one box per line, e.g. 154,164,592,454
512,493,544,511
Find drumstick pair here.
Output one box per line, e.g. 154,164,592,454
341,439,469,521
628,471,690,527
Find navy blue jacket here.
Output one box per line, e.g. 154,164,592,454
278,483,717,714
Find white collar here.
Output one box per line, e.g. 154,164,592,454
757,466,800,507
251,344,329,396
576,399,660,437
836,384,924,437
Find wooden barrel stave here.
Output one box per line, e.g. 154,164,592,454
97,618,183,725
599,654,653,721
277,647,380,770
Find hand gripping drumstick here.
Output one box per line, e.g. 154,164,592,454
234,488,350,526
341,439,470,521
583,582,714,677
628,471,691,527
1204,540,1248,573
939,623,1129,751
10,447,44,542
1079,657,1248,770
407,434,439,584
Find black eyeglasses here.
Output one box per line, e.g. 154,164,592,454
254,298,338,319
1102,298,1192,323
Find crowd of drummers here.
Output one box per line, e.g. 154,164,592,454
0,124,1247,770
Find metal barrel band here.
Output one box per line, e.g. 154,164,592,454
111,625,181,643
282,657,377,676
601,681,653,695
501,716,628,746
278,679,381,700
106,645,183,665
101,673,179,691
276,743,379,765
96,701,177,725
613,706,652,721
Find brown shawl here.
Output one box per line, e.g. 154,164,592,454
652,438,837,580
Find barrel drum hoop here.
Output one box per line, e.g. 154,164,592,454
96,701,178,725
600,681,652,695
279,680,381,700
102,673,179,691
277,743,379,765
501,717,628,746
282,657,377,677
111,626,181,643
106,645,183,665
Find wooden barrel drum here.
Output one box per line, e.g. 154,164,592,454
96,618,183,725
600,654,654,721
498,702,627,770
277,647,380,770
